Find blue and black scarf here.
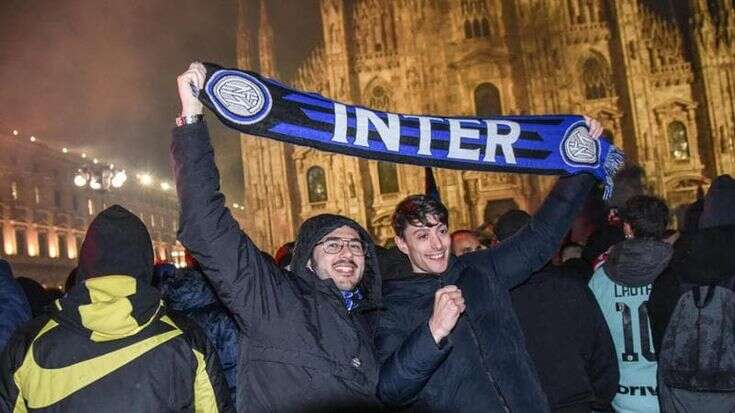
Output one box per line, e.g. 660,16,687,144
198,63,624,198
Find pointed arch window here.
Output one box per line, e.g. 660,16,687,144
581,56,614,100
307,166,328,203
667,121,690,160
377,162,399,194
481,18,490,36
474,83,502,117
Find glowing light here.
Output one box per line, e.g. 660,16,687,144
73,174,88,187
81,153,87,159
160,182,171,191
93,158,99,164
89,176,102,190
111,170,127,188
12,130,18,136
62,147,68,153
29,136,36,142
138,173,153,186
232,203,240,208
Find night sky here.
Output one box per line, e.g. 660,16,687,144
0,0,320,202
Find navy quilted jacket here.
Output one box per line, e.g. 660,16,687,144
156,264,239,402
0,259,30,352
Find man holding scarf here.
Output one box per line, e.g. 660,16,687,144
172,63,383,412
179,60,623,412
375,120,603,412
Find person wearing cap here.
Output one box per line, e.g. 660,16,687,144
495,209,619,412
171,62,383,412
0,205,233,412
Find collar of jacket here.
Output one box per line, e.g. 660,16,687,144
603,238,673,287
383,256,462,297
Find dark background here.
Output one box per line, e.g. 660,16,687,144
0,0,321,202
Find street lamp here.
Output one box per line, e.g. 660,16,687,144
73,165,127,192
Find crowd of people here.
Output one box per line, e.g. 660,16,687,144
1,62,734,412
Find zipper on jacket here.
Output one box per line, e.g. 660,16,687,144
466,318,511,412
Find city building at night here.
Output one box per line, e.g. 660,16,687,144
237,0,734,251
0,131,185,287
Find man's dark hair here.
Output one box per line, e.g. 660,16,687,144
622,195,669,239
392,195,449,238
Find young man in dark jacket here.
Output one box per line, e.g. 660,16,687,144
0,205,233,412
498,210,619,412
172,63,383,412
375,117,603,413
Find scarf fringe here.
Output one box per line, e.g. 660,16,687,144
602,147,625,200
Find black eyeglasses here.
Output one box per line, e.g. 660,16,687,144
315,237,366,256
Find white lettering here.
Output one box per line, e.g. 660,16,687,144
402,115,443,156
483,120,520,164
448,119,481,161
332,103,348,143
355,108,401,152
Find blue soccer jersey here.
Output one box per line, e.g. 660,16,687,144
589,267,659,413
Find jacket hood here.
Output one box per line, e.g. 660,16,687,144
53,275,162,342
603,238,673,287
674,225,735,284
158,266,220,312
700,174,735,229
77,205,154,284
290,214,381,306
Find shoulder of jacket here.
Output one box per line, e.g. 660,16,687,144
3,316,52,370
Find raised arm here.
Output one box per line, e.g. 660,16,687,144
463,117,601,290
171,63,280,329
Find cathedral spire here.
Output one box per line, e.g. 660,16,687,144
258,0,278,77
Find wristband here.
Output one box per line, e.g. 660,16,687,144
175,114,203,127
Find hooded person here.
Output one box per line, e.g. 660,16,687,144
0,205,233,412
588,195,673,413
648,175,735,412
0,259,30,352
171,63,383,412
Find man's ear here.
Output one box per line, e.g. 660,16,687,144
394,235,409,255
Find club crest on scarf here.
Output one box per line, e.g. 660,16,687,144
205,70,272,125
200,64,625,199
561,122,600,166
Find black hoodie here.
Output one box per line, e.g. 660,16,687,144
172,122,383,412
0,205,233,412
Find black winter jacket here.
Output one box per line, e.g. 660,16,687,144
172,122,383,412
376,174,594,412
510,265,619,412
649,225,735,353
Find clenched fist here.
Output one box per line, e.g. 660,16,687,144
428,285,466,344
177,62,206,117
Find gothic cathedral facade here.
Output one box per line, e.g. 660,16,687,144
237,0,735,252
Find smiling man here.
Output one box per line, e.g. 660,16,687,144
171,63,383,412
375,117,604,412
